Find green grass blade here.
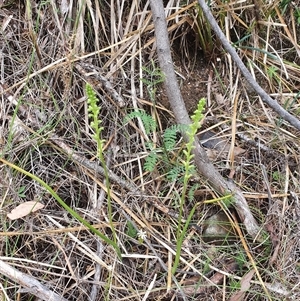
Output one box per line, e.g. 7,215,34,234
0,157,121,259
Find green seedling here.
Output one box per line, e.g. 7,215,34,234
172,98,206,274
86,83,119,257
17,186,26,198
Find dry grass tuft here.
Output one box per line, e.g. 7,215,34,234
0,0,300,300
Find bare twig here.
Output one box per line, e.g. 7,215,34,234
197,0,300,131
149,0,261,238
75,63,126,108
0,259,67,301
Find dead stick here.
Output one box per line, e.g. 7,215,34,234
198,0,300,131
0,259,67,301
149,0,261,238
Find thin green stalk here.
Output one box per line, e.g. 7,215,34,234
172,99,205,275
86,84,118,249
0,157,121,258
172,201,200,275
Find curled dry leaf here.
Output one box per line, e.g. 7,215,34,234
200,130,245,160
7,201,44,220
229,269,255,301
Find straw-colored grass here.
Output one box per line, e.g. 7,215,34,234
0,0,300,300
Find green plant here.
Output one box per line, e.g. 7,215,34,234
266,65,279,84
172,98,206,274
188,183,199,202
125,98,206,270
0,157,121,258
126,221,146,245
124,109,159,172
86,83,119,256
229,277,241,291
17,186,26,198
194,4,213,56
140,60,165,103
153,124,187,178
124,109,157,135
125,62,191,179
126,221,138,238
143,150,158,173
163,124,188,151
272,170,284,182
124,110,186,179
295,8,300,24
124,99,206,274
279,0,292,15
234,249,248,270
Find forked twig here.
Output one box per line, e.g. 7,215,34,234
75,63,126,108
0,259,67,301
197,0,300,131
149,0,261,238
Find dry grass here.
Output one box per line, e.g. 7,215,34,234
0,0,300,300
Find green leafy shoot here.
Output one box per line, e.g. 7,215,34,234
163,124,187,151
166,165,185,182
141,60,165,102
18,186,26,198
172,98,206,275
295,7,300,24
126,221,138,238
188,183,200,202
144,150,158,172
86,83,119,258
124,109,157,135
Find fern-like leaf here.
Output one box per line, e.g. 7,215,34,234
166,165,184,182
188,183,200,202
163,124,187,151
124,110,156,135
144,150,158,172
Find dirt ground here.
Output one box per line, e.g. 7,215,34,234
1,1,300,300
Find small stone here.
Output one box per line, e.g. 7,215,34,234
202,211,236,244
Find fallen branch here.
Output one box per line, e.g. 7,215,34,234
149,0,260,238
0,259,67,301
198,0,300,131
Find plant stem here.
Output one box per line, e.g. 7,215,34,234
0,157,121,258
